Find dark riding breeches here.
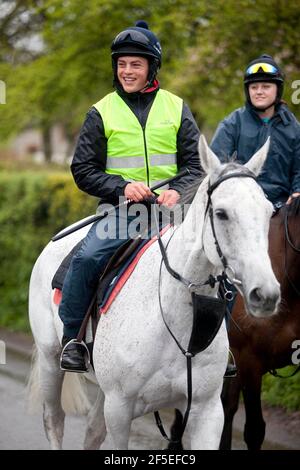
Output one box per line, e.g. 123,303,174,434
58,204,154,338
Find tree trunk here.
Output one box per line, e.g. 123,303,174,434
42,126,52,162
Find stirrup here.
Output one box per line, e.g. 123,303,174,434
224,349,237,378
60,338,90,373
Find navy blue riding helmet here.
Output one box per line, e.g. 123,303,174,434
244,54,285,111
111,20,162,86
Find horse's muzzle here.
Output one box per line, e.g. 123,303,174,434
247,284,281,317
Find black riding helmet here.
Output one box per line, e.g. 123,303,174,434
244,54,285,111
111,21,162,88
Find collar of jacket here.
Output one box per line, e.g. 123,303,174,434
114,79,160,100
245,101,291,126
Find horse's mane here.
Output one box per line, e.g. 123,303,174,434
286,196,300,217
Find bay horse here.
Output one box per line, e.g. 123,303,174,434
219,196,300,450
27,136,280,450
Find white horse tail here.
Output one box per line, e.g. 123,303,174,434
61,373,91,415
26,346,41,414
27,345,91,416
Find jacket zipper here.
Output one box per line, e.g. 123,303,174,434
142,125,150,187
136,93,150,186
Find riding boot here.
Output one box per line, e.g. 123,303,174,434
224,349,237,378
60,336,90,373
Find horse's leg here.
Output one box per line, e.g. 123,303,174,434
39,349,65,450
185,394,224,450
84,388,106,450
104,393,133,450
242,368,265,450
169,378,241,451
219,375,241,449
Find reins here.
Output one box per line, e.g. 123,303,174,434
267,204,300,379
153,169,257,444
268,365,300,379
284,204,300,297
284,205,300,253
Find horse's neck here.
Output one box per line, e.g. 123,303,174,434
167,177,217,295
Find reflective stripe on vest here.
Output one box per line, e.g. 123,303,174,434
93,89,182,188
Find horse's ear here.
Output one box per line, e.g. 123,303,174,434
199,135,221,174
245,137,270,176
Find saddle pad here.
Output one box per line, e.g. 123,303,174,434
52,239,83,290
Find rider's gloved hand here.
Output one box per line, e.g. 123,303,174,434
286,192,300,205
124,182,153,202
156,189,180,208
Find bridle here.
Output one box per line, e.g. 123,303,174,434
155,169,257,294
153,168,257,444
205,170,257,286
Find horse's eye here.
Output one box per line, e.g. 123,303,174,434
215,209,228,220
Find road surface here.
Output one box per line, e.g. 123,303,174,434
0,329,299,450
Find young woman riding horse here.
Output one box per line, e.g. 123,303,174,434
220,197,300,450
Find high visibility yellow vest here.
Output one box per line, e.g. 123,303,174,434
93,89,182,188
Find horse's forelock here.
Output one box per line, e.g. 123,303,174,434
212,161,250,183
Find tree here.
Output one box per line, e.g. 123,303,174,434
163,0,300,127
1,0,300,158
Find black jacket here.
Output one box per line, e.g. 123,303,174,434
71,86,202,205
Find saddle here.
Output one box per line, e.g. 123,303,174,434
52,235,146,318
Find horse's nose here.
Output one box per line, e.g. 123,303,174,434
249,286,280,315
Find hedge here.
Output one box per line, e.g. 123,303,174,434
262,367,300,411
0,170,97,331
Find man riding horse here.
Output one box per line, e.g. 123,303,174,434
59,21,202,372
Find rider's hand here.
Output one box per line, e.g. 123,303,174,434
156,189,180,208
286,192,300,205
124,182,153,202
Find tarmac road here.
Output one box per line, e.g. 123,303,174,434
0,329,299,450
